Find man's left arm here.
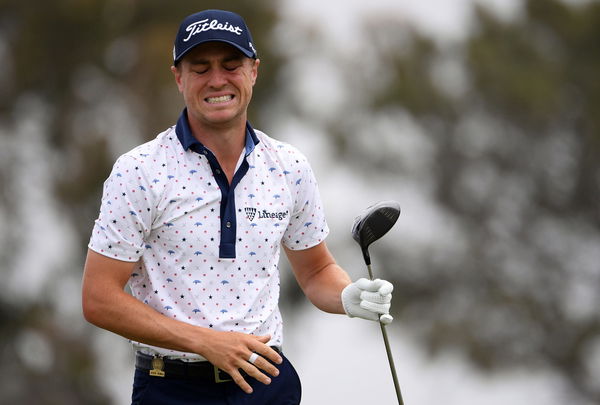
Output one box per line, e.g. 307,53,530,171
284,242,351,314
284,241,394,323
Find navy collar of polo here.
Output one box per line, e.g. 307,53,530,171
175,108,260,156
174,108,259,259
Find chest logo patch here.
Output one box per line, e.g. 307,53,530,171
245,207,289,222
245,207,257,221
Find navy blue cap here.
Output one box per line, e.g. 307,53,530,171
173,9,257,65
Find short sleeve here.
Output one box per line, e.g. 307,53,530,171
283,156,329,250
88,154,155,262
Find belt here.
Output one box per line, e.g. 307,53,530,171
135,347,282,383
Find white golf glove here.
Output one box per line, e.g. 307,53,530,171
341,278,394,324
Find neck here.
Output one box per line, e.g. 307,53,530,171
186,113,247,182
189,114,246,157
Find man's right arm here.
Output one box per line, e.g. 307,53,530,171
82,249,201,353
81,249,281,394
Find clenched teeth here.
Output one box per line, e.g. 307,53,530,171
206,95,233,104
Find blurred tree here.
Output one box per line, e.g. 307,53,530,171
2,0,599,403
308,0,600,403
0,0,280,403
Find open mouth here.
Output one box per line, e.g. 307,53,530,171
206,95,234,104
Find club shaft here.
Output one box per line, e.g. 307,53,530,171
379,322,404,404
367,264,404,405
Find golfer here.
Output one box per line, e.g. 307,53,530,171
82,9,393,404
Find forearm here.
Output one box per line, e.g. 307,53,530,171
83,285,207,354
302,263,352,314
285,243,352,314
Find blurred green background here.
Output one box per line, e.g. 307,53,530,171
1,0,599,403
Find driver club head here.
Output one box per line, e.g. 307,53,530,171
352,200,401,266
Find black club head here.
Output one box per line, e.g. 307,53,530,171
352,201,401,266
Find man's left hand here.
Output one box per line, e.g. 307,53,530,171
341,278,394,324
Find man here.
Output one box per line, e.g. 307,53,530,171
82,9,393,404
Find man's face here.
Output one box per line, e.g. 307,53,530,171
172,42,259,130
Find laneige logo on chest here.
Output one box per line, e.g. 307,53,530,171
245,207,289,222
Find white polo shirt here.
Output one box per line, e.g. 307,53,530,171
88,110,329,360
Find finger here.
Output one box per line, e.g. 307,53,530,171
351,307,380,321
355,278,393,294
249,336,283,365
355,278,378,291
239,358,272,386
228,368,255,394
254,334,271,344
249,352,280,377
376,279,393,295
360,290,392,304
367,279,393,295
360,300,390,314
256,344,283,365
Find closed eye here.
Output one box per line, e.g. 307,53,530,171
190,63,209,75
223,59,243,71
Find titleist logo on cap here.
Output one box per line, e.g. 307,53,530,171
183,19,243,42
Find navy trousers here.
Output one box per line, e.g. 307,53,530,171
131,354,302,404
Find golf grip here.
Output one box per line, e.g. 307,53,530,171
367,264,405,405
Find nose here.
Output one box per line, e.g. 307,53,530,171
206,67,228,89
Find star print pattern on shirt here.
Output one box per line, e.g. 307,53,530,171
89,124,329,359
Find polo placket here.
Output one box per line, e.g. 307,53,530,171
178,109,258,259
194,145,250,259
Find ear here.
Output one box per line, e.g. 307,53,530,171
250,59,260,86
171,65,184,93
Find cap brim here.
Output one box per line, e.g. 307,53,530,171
174,39,255,64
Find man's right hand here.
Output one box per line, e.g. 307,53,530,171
199,331,283,394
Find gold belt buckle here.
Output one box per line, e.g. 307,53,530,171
213,365,232,383
149,357,166,377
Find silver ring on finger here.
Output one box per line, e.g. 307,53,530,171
248,352,259,365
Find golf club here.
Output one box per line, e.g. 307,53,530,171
351,200,404,405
